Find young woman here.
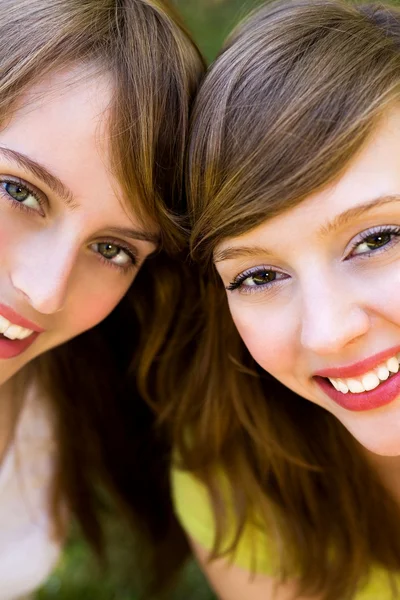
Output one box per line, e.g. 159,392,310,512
0,1,204,598
170,1,400,599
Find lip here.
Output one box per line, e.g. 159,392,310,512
0,302,44,333
0,331,40,359
313,344,400,379
316,371,400,412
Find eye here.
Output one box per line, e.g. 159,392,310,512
227,267,288,293
91,242,136,269
242,270,278,287
349,226,400,257
1,180,42,211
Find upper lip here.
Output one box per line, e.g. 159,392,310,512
0,303,44,333
313,344,400,379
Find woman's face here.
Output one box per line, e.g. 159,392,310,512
215,107,400,457
0,68,157,386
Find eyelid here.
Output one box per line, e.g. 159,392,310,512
345,224,400,259
93,237,140,265
0,175,48,209
227,264,288,292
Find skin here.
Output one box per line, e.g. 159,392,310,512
0,66,157,393
216,107,400,459
194,107,400,599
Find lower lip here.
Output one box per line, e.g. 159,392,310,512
316,371,400,412
0,332,40,359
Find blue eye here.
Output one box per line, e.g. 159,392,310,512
90,241,137,270
1,180,42,211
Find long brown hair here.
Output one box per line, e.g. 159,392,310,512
0,0,205,595
172,2,400,599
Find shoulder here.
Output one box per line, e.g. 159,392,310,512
170,463,277,575
171,467,396,600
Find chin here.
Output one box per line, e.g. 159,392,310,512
345,424,400,457
363,441,400,457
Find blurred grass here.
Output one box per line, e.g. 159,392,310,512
175,0,264,62
35,1,262,598
36,533,216,600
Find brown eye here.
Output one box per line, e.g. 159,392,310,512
351,228,400,256
363,233,392,250
245,270,277,286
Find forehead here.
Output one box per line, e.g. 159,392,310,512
0,66,153,229
0,66,113,183
2,65,112,156
216,106,400,253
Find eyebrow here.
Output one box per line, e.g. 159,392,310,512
317,195,400,237
214,195,400,263
106,226,159,246
0,146,76,207
0,146,159,246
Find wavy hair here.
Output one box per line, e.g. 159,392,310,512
170,2,400,599
0,0,205,594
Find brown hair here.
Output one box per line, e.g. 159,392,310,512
0,0,205,594
170,2,400,599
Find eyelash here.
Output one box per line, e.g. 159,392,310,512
0,177,139,275
346,225,400,259
227,225,400,295
0,176,45,214
93,239,139,274
226,265,287,294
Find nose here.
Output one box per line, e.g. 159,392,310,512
300,276,370,355
10,229,78,315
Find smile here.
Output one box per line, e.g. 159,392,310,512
0,314,33,340
314,345,400,411
327,353,400,394
0,303,43,359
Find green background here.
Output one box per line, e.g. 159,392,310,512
35,1,261,598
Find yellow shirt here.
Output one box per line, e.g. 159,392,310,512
171,466,399,599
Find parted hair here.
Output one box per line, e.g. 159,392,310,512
0,0,205,594
169,2,400,599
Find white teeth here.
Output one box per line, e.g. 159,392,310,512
376,365,390,381
17,328,32,340
387,357,399,374
362,372,381,391
0,315,34,340
3,325,34,340
0,316,10,334
347,379,365,394
337,380,349,394
329,379,340,391
328,353,400,394
4,325,23,340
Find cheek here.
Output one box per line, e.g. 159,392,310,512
228,297,294,374
370,266,400,323
64,273,133,336
0,213,23,253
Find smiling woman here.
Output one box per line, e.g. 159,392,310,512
167,2,400,600
0,1,204,599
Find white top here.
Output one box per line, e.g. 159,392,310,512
0,388,62,599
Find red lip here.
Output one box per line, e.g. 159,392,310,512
316,371,400,412
314,344,400,379
0,332,40,359
0,303,44,333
